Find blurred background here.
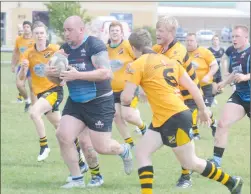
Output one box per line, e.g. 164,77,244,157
1,1,250,49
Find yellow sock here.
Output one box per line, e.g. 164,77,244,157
125,137,134,148
138,166,154,194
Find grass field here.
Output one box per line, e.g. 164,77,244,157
1,52,250,194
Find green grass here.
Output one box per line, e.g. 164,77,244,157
1,53,250,194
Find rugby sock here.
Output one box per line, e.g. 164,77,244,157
213,146,225,166
201,161,236,190
138,122,146,135
90,164,102,178
192,126,199,136
181,167,190,177
138,166,154,194
40,136,48,148
125,137,135,148
74,138,86,167
18,93,23,99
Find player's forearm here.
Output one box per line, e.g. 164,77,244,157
19,67,27,80
207,62,219,77
11,52,19,67
222,72,235,86
77,69,113,81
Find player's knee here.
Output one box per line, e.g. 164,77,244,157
217,119,229,130
29,108,40,120
16,79,25,89
55,129,71,145
121,111,133,122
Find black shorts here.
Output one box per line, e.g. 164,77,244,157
113,91,139,108
149,110,193,148
37,86,64,114
62,95,115,132
184,99,197,111
227,92,250,118
202,84,214,107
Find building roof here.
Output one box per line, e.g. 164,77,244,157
158,6,250,18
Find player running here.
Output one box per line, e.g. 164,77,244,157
46,16,133,189
107,21,147,148
11,21,35,111
121,28,243,194
186,33,219,137
210,25,250,169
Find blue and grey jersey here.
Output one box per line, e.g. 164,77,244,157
208,47,225,77
229,46,250,102
61,36,112,103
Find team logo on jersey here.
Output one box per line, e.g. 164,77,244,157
72,62,86,71
33,63,45,77
44,51,52,58
95,120,104,129
118,48,124,55
19,46,27,53
80,48,86,56
232,64,243,73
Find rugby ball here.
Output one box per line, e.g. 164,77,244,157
47,52,69,85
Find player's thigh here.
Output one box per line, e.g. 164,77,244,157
45,110,61,127
88,130,112,150
218,103,246,127
172,141,196,169
114,103,122,120
16,70,26,86
27,76,33,91
30,97,53,116
135,128,163,157
57,115,86,143
78,126,93,149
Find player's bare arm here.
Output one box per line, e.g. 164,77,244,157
207,59,219,77
11,48,19,73
19,59,29,80
121,82,138,106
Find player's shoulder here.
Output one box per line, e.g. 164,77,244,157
85,36,107,54
86,36,105,46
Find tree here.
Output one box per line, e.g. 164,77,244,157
44,2,91,40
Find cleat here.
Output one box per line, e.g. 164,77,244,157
37,147,50,162
121,143,133,175
61,180,85,189
176,174,192,188
87,175,104,187
24,102,31,112
66,163,89,182
193,134,201,140
230,176,243,194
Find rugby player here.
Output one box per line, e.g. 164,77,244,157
121,28,243,194
186,33,219,137
19,22,89,180
208,35,225,105
152,15,202,187
46,16,133,188
107,21,147,148
210,25,250,168
11,21,35,111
